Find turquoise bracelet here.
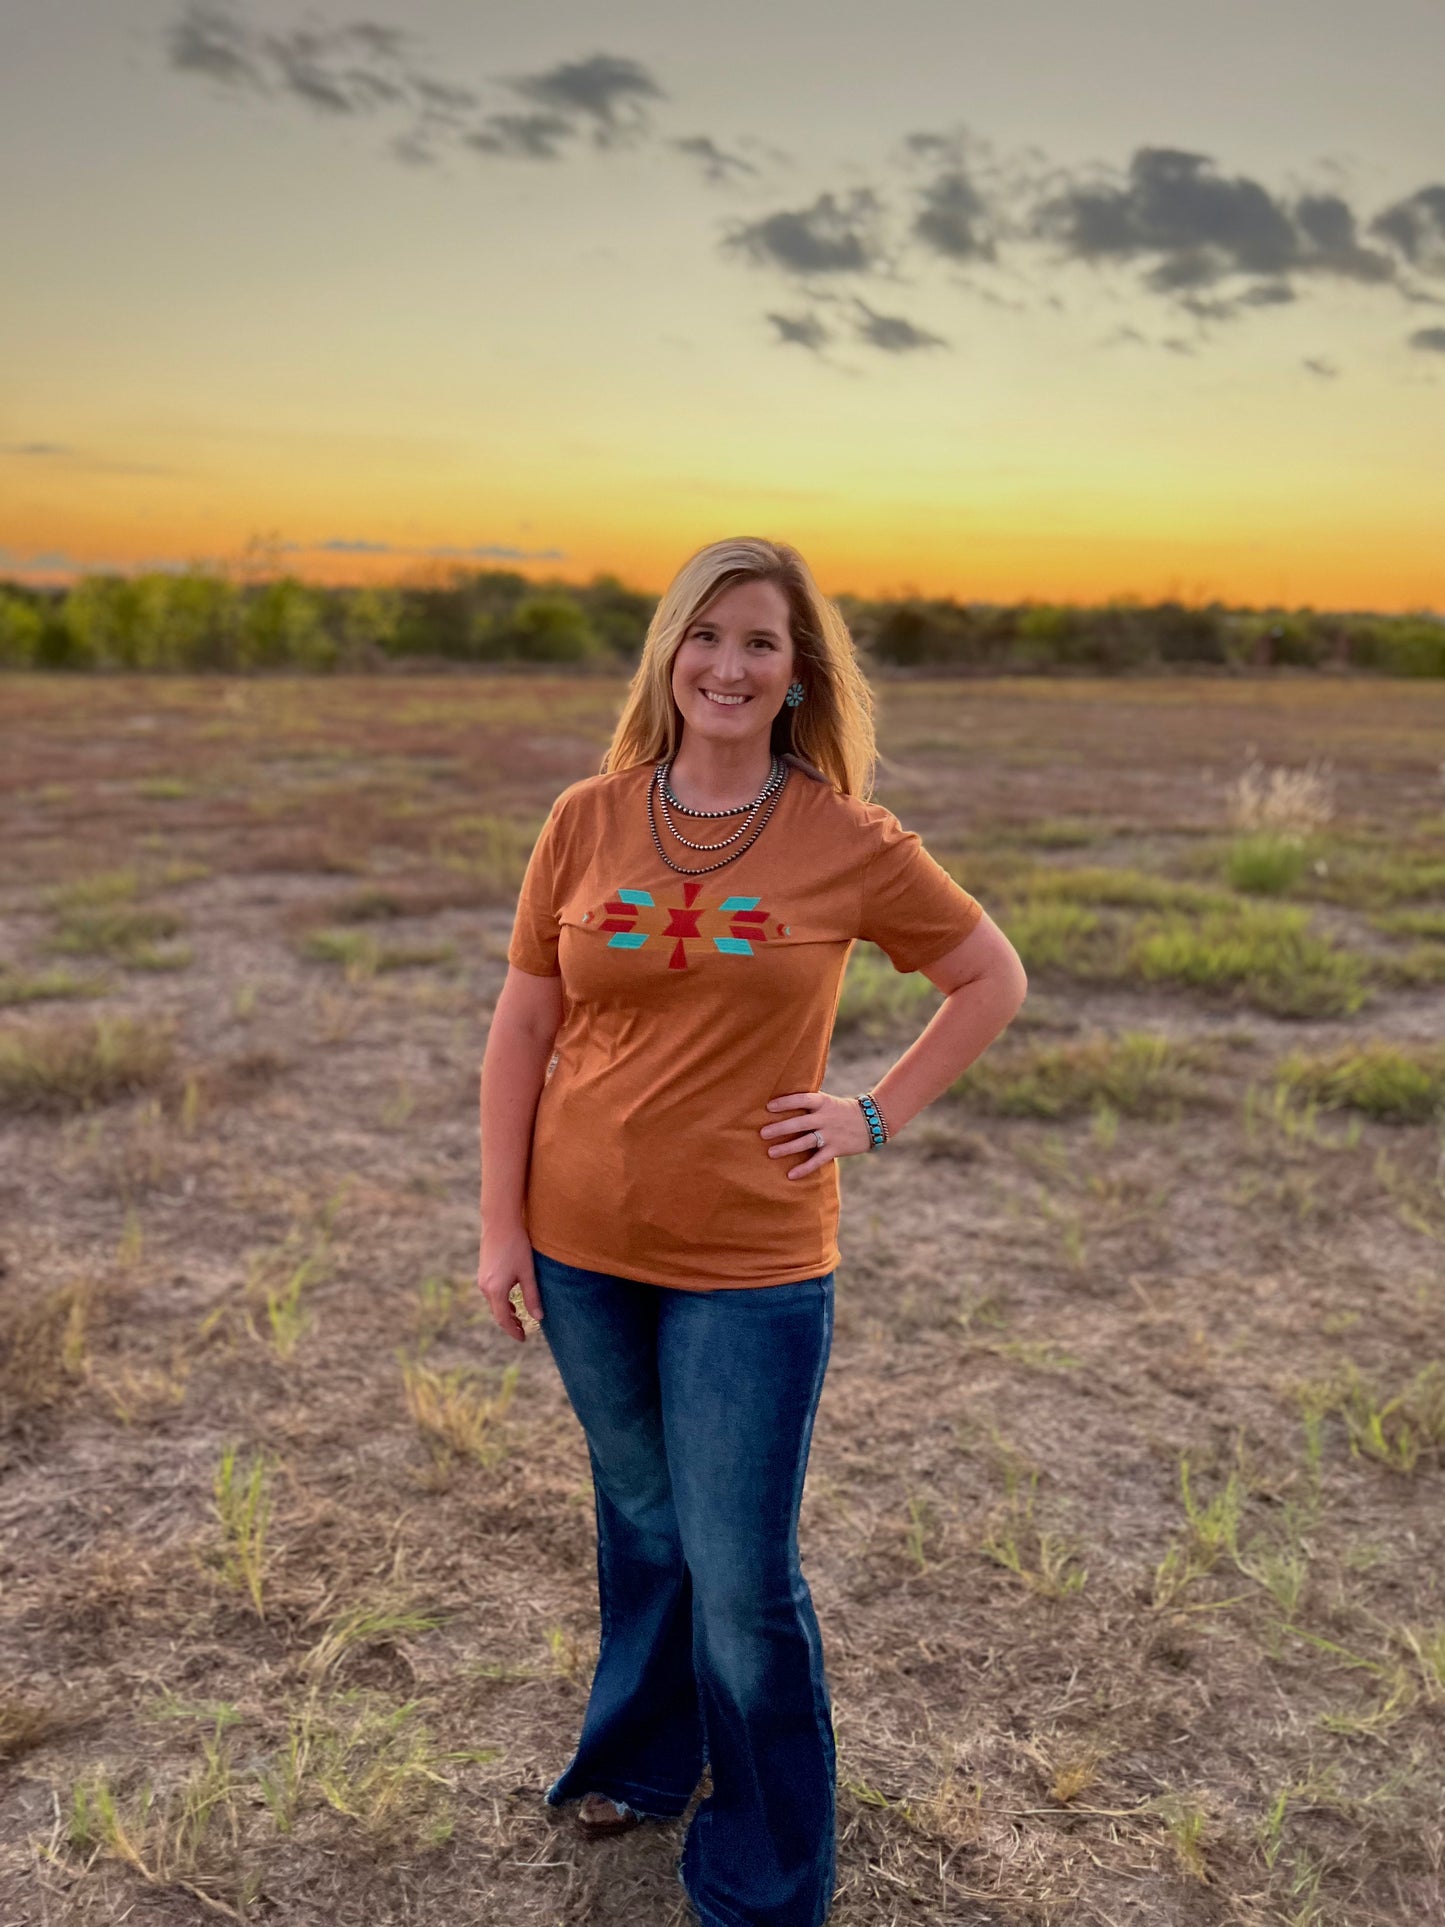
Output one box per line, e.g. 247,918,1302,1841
856,1091,890,1150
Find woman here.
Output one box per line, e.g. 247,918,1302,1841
478,536,1027,1927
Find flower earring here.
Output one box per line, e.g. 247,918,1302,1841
784,680,806,708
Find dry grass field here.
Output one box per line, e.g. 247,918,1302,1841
2,671,1444,1927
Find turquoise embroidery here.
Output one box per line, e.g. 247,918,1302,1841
598,880,775,970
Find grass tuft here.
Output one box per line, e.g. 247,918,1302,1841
0,1013,174,1113
1274,1040,1445,1124
953,1030,1215,1119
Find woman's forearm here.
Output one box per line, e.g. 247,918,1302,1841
480,1017,555,1236
868,962,1026,1137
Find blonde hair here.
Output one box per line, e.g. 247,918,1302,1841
600,537,878,799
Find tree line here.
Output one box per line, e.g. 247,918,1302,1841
1,566,1442,676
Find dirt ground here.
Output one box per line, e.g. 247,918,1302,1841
2,670,1443,1927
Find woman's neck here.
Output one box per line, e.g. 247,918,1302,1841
667,734,776,812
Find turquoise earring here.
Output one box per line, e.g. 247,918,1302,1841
784,680,806,708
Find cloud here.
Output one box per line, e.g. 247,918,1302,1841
166,5,267,89
910,166,998,264
765,312,832,352
1408,326,1445,353
160,16,1445,373
672,135,758,185
464,112,577,161
723,189,887,276
0,442,180,476
1370,185,1445,272
164,6,662,167
279,537,568,560
503,52,664,149
850,301,949,353
1302,357,1339,378
1029,146,1404,302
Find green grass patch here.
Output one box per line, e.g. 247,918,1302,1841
1275,1041,1445,1124
1299,1361,1445,1475
50,903,187,967
1025,866,1234,913
0,1013,174,1114
1225,833,1310,895
1129,903,1367,1017
995,818,1118,849
0,966,107,1007
1371,909,1445,941
1303,843,1445,909
300,929,458,977
953,1030,1216,1119
46,867,141,911
836,943,942,1037
134,776,193,800
1376,945,1445,988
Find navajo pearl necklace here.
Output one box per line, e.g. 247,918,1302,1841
646,758,789,877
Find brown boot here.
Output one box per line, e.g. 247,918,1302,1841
575,1792,643,1837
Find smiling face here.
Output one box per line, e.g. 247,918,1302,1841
670,576,797,751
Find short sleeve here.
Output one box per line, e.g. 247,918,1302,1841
857,809,984,973
507,798,565,977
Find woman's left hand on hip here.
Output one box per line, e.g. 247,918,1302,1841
760,1090,875,1177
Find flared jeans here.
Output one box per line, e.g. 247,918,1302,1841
532,1247,838,1927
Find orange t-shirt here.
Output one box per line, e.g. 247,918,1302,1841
504,757,984,1291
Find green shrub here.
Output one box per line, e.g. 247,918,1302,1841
474,593,602,662
1226,833,1309,895
0,590,44,667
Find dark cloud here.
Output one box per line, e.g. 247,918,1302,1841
1031,146,1401,300
165,9,666,168
1302,357,1339,378
464,113,576,161
2,441,77,456
504,53,664,148
166,5,266,89
851,301,949,352
1033,147,1298,278
910,166,996,263
672,135,758,185
766,312,832,352
1408,326,1445,353
1370,185,1445,272
724,190,886,276
161,17,1445,373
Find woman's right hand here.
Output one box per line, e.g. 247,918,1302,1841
478,1227,544,1342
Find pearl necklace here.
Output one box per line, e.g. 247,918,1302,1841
656,757,785,850
647,759,789,876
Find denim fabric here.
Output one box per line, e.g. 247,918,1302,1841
532,1246,838,1927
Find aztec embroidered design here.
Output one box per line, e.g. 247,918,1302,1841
579,881,793,971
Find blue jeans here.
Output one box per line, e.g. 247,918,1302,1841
532,1247,838,1927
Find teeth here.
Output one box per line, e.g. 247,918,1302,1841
703,691,749,705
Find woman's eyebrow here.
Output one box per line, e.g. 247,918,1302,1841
691,620,785,640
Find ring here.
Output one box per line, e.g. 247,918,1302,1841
813,1128,824,1149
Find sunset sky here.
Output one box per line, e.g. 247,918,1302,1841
4,0,1444,610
